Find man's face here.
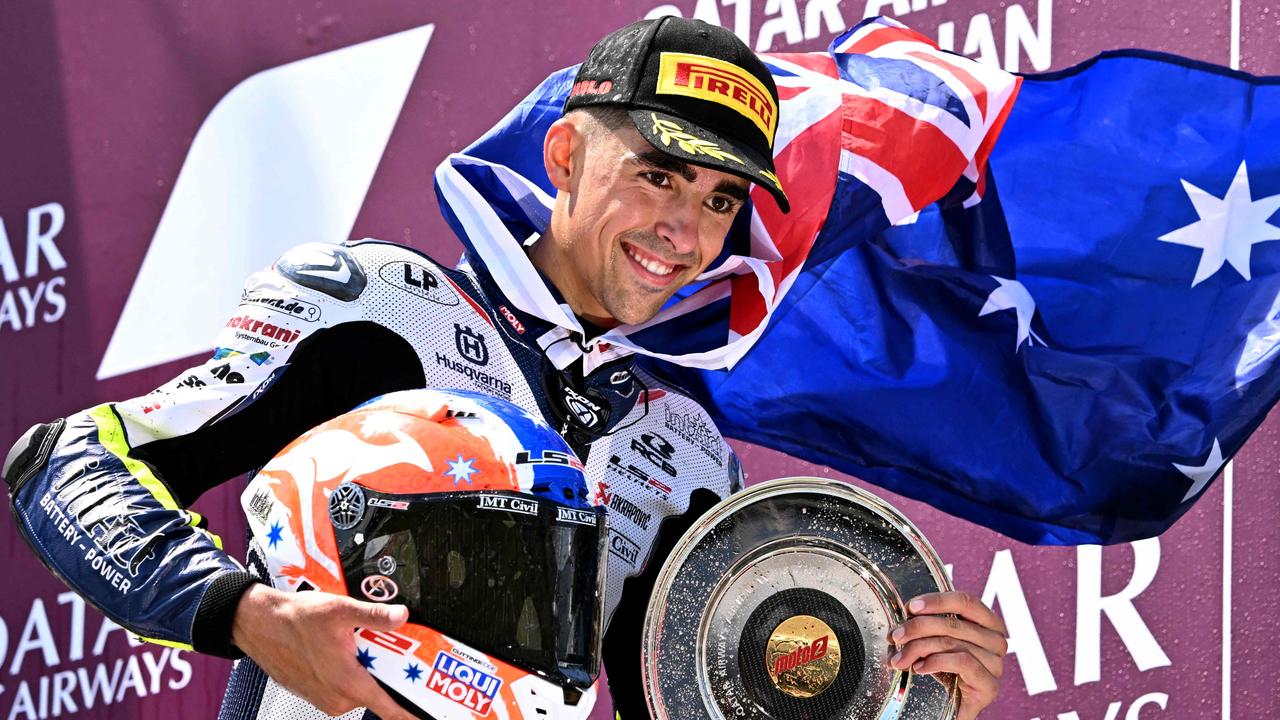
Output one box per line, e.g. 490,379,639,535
546,119,750,327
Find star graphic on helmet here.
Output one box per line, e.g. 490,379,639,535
404,662,423,682
444,454,478,485
266,522,284,549
356,647,375,669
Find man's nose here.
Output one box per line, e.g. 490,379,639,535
654,200,702,256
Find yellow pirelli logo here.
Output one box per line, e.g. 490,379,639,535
656,52,778,143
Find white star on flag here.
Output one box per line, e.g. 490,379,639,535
979,276,1041,351
1172,438,1225,502
1158,161,1280,286
444,454,478,485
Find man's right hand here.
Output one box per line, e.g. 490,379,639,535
231,583,417,720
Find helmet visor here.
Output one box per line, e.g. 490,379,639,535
335,489,607,689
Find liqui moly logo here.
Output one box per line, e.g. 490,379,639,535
774,635,830,675
426,651,502,715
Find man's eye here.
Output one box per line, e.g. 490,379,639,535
642,171,671,188
707,196,736,214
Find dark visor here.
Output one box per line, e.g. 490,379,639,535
334,489,607,689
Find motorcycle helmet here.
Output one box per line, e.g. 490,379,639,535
240,388,607,719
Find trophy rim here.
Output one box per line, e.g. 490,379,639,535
643,476,957,720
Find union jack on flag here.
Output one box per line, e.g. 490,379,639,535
726,17,1020,350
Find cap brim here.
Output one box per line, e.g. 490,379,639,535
627,108,790,214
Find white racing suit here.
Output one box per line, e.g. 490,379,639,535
4,238,743,719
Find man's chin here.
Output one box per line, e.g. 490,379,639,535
603,296,668,327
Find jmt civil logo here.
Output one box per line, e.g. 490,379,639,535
656,52,777,140
426,651,502,716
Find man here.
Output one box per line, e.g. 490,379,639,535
3,17,1006,720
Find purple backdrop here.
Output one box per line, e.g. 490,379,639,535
0,1,1274,718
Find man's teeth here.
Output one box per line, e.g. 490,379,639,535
627,246,674,276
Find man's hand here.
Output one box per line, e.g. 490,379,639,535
889,591,1008,720
231,583,417,720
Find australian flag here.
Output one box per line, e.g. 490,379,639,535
439,17,1280,545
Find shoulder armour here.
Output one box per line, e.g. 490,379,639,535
275,243,367,301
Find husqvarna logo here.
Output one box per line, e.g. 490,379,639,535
455,324,488,365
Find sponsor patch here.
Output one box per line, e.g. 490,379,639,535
664,405,725,467
212,347,273,365
556,506,598,526
380,261,459,306
498,305,525,334
656,52,777,140
515,449,584,471
246,487,273,524
608,529,641,567
426,651,502,716
435,352,512,398
361,574,399,602
477,494,538,516
241,290,322,322
609,493,652,530
455,324,489,365
569,78,614,97
224,315,301,346
608,454,673,498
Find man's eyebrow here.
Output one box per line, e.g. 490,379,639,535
635,150,750,201
635,150,697,182
713,180,750,202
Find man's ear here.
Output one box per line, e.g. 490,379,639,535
543,117,579,193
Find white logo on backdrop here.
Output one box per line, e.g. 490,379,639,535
96,25,434,379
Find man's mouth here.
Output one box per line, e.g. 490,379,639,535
623,242,682,284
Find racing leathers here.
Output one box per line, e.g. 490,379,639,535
3,238,744,719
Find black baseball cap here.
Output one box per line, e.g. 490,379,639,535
565,17,790,213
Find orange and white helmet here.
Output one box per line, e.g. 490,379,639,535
240,388,606,719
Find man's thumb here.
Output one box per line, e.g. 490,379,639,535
347,599,409,629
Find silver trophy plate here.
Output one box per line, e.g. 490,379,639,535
642,477,957,720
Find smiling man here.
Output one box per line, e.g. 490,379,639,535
5,16,1006,720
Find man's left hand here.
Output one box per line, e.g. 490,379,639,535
889,591,1008,720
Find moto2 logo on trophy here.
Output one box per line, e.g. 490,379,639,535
773,635,829,675
0,202,69,334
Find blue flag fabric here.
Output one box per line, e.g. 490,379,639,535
438,19,1280,545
